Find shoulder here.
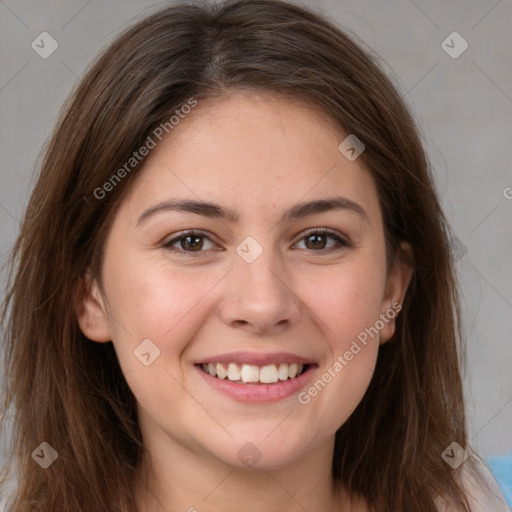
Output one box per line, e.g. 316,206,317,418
435,458,510,512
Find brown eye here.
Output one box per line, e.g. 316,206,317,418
163,231,217,254
294,229,349,251
305,233,328,250
180,235,203,251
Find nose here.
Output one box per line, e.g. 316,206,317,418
219,251,301,335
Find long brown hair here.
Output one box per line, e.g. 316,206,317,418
1,1,483,510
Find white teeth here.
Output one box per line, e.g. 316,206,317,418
200,361,307,383
259,364,279,384
240,364,260,383
227,363,241,381
278,363,289,380
216,363,228,379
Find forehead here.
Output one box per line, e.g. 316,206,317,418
118,91,381,226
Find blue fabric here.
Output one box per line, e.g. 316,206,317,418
487,454,512,507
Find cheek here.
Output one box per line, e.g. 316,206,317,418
296,259,386,427
300,259,387,349
102,252,219,362
102,264,214,415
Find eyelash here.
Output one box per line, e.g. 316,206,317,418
162,228,351,256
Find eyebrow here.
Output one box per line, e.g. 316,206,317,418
136,196,369,226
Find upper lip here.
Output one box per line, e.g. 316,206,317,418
195,351,316,366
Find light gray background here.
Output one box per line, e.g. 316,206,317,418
0,0,511,475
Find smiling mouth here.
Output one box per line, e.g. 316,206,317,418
198,362,309,384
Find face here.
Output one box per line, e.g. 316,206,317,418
77,91,412,472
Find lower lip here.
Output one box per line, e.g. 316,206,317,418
195,364,317,403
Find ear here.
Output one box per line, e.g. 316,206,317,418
75,269,112,343
379,241,414,345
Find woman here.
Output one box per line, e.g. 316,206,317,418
1,1,508,510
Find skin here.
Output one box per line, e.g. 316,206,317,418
77,91,413,512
